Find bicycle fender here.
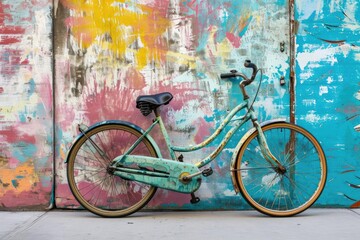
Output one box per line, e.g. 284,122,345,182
229,118,286,193
64,120,162,163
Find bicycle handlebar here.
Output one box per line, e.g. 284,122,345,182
220,72,237,79
220,60,258,84
220,60,259,100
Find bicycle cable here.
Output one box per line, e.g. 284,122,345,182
247,68,263,114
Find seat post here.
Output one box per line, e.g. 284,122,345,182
154,107,161,117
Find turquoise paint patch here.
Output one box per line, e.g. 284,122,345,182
180,0,258,51
27,79,36,95
12,142,37,163
11,179,19,188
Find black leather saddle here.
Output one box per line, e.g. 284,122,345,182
136,92,173,116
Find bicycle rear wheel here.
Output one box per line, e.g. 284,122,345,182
235,122,327,217
67,123,158,217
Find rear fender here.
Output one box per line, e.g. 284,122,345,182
230,118,287,193
65,120,162,163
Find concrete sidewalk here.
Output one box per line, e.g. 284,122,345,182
1,209,359,240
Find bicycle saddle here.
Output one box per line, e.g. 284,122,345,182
136,92,173,116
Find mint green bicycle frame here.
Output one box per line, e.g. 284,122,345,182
114,97,281,171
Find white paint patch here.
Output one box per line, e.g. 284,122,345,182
296,0,324,19
301,111,338,124
319,86,328,96
297,46,339,71
302,99,316,106
253,97,285,119
223,189,236,197
261,172,280,188
327,77,333,84
355,53,360,61
354,91,360,101
305,111,320,123
299,70,314,83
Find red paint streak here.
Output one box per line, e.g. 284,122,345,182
0,126,36,144
0,87,3,94
226,32,241,48
0,36,22,45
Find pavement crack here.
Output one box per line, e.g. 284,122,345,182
349,209,360,216
3,211,50,240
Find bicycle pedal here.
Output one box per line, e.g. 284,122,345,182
190,193,200,204
202,168,213,177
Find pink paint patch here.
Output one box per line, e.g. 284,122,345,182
0,87,3,93
193,118,212,143
226,32,241,48
0,126,36,144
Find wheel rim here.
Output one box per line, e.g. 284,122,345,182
67,124,157,217
236,123,327,216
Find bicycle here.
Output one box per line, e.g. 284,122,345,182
66,60,327,217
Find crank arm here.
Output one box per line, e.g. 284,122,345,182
181,168,213,182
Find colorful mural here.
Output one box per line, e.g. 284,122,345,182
0,0,53,209
0,0,359,210
54,0,290,209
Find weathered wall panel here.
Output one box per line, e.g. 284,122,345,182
295,0,360,207
54,0,291,209
0,0,53,209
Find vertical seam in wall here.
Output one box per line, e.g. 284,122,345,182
50,0,57,209
289,0,296,124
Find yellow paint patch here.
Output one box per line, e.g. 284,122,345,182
64,0,170,69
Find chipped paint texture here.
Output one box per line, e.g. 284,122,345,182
1,0,360,210
296,0,360,207
0,0,53,209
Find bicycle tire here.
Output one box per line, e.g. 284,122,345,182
235,122,327,217
67,123,158,217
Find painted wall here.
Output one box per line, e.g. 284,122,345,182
54,0,291,210
295,0,360,207
0,0,53,209
0,0,359,210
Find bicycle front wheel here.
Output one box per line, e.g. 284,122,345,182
235,123,327,217
67,123,158,217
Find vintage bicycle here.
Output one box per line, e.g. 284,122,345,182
66,60,327,217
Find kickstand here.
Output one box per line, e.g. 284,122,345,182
190,193,200,204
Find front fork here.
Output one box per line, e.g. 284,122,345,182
253,121,286,173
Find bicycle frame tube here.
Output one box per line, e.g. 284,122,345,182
168,101,253,168
118,119,160,159
116,98,280,170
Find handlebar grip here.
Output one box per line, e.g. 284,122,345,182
220,73,236,79
244,60,258,81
